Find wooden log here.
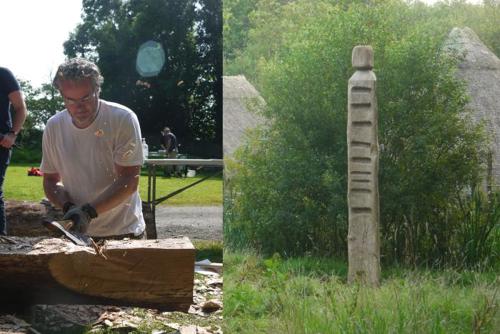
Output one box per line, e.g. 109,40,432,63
5,200,62,237
0,237,195,312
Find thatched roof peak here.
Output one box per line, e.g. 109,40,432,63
223,75,262,99
446,27,500,189
446,27,500,70
223,75,266,156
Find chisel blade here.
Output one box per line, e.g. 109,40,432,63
42,220,91,247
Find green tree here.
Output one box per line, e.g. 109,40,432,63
223,0,258,67
433,0,500,57
64,0,222,157
223,0,302,82
225,0,489,266
13,80,63,163
191,0,223,155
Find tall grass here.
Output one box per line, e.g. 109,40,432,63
226,183,500,269
224,251,499,334
454,189,500,269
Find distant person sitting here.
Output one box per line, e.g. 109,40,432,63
160,127,179,176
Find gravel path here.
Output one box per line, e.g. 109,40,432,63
155,205,223,241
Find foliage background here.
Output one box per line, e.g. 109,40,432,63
224,0,500,268
15,0,222,162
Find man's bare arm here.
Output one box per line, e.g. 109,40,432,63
0,91,27,148
9,90,27,134
89,164,141,215
43,172,73,209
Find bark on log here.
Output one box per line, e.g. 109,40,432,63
29,305,106,334
0,237,195,312
0,315,35,334
5,200,63,237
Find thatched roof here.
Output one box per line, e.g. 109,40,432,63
446,27,500,187
223,75,265,156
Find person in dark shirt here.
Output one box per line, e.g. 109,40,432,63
0,67,27,235
160,126,179,176
160,127,178,155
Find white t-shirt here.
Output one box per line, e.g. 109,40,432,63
41,99,145,237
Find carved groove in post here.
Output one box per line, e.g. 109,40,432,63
351,157,372,163
347,45,381,287
351,208,372,214
350,188,371,193
351,141,371,147
351,171,371,175
352,121,373,126
351,86,371,91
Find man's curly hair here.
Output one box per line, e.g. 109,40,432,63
53,58,104,90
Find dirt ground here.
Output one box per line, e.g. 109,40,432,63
155,205,223,241
0,273,223,334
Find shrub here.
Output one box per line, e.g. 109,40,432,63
452,189,500,269
225,0,494,268
11,130,43,164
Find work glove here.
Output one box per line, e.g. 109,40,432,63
63,203,98,234
62,201,76,214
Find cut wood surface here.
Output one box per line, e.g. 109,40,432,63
0,237,195,311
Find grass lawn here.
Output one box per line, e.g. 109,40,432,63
4,163,222,206
224,250,499,333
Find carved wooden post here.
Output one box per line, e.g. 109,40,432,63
347,45,381,286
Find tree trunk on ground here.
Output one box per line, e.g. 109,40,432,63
0,237,195,312
5,200,63,237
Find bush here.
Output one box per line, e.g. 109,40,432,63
11,147,42,164
225,0,494,268
452,189,500,269
11,130,43,164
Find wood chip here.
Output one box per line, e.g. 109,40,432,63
103,319,114,327
206,278,223,288
201,300,222,313
179,325,211,334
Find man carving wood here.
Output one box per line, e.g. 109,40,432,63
41,58,146,240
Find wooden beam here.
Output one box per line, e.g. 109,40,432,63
0,237,195,311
